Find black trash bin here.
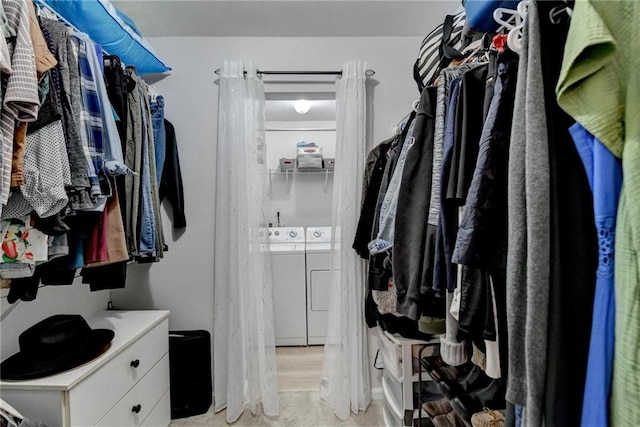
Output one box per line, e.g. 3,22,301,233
169,330,212,419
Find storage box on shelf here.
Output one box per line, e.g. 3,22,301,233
377,327,440,427
0,310,171,427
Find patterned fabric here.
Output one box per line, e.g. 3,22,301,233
73,33,104,193
1,0,40,209
2,120,70,219
0,32,11,73
0,215,48,265
73,33,130,177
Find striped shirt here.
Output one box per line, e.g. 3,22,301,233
416,12,466,89
1,0,40,210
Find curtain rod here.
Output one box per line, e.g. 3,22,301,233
214,69,375,77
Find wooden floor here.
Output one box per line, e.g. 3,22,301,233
276,346,324,391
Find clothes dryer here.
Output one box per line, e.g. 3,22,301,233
269,227,307,346
305,227,335,345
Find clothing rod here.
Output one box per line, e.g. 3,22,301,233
214,69,376,77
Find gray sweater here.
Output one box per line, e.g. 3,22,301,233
506,3,550,427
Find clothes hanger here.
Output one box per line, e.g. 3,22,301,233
493,7,522,30
0,410,18,427
549,0,572,24
148,85,159,103
506,1,529,54
0,400,22,427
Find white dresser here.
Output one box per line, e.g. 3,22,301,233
0,310,171,427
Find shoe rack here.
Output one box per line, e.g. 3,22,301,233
377,327,440,427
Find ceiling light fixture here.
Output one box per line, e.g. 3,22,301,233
293,100,311,114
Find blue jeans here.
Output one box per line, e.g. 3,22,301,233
150,95,166,186
139,100,156,256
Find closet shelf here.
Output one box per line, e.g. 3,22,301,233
268,168,334,175
268,169,334,193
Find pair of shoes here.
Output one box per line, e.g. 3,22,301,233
471,407,505,427
422,355,447,372
450,379,506,422
439,365,491,399
422,397,452,418
432,409,466,427
430,365,460,384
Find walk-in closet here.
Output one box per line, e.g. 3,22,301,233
0,1,637,426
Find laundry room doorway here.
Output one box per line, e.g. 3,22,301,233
264,84,337,392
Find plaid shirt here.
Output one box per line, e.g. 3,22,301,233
73,33,104,195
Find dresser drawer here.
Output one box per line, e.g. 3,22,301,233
69,318,169,426
97,353,170,427
141,389,170,427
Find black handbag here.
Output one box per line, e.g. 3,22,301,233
413,12,468,92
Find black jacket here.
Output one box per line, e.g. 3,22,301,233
159,119,186,229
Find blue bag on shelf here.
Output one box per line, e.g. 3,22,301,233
464,0,521,32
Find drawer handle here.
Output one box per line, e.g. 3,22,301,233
132,404,142,414
130,359,140,368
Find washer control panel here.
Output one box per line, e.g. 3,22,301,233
306,227,333,244
268,227,305,243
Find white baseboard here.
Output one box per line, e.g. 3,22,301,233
371,387,383,401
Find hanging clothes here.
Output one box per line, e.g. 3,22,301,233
535,2,598,425
159,119,186,229
352,136,395,259
556,1,639,425
40,18,93,209
393,85,437,320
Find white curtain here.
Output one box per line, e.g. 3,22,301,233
320,61,371,420
213,60,279,423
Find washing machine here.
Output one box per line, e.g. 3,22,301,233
305,226,335,345
269,227,307,346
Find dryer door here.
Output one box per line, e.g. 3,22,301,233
307,269,330,345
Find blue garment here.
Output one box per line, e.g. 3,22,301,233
515,405,523,427
368,119,416,255
150,95,166,185
569,123,622,427
138,91,157,257
433,76,462,292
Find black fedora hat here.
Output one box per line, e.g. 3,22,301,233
1,315,114,381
